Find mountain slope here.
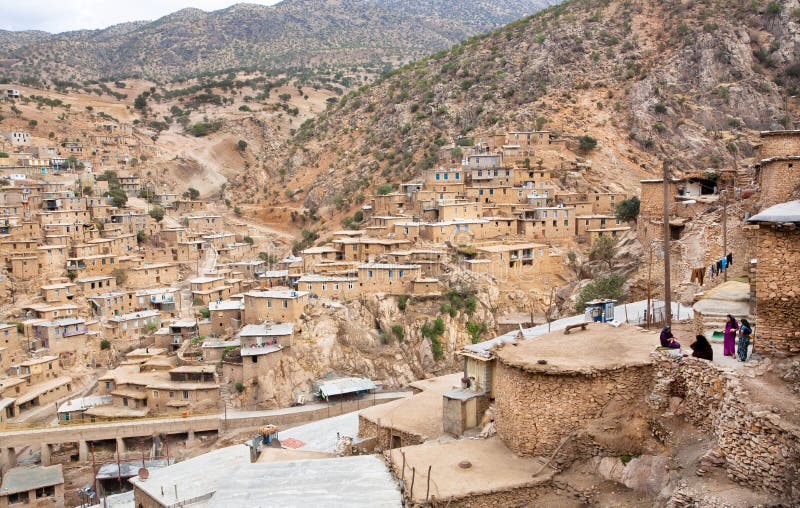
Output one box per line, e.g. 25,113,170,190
0,0,558,82
264,0,798,213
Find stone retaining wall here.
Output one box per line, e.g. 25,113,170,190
652,353,800,503
357,415,425,450
493,361,654,457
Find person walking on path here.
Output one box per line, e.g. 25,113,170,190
737,319,753,362
723,314,738,357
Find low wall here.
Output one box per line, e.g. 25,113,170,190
652,353,800,503
357,415,424,450
493,361,655,457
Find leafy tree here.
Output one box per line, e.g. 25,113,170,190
258,252,277,264
134,94,147,111
578,135,598,152
615,197,640,223
106,188,127,208
233,206,242,216
421,317,446,360
397,295,409,311
148,206,165,222
376,184,394,195
466,321,487,344
136,231,147,244
589,235,618,268
575,275,626,313
243,235,254,245
100,339,111,350
199,307,211,319
237,139,248,151
183,187,200,200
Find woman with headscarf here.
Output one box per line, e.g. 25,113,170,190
690,334,713,361
723,314,738,357
737,319,752,361
660,325,680,349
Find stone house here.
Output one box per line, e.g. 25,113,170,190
66,253,120,277
747,200,800,354
105,310,161,342
209,299,243,335
436,201,483,221
575,215,623,238
370,192,408,216
586,226,631,246
639,178,680,218
75,275,116,295
242,290,308,325
297,274,358,299
39,282,77,304
147,366,219,414
357,263,422,295
30,317,93,355
173,200,205,214
755,131,800,208
332,237,411,262
0,464,65,508
474,242,557,280
184,214,221,232
190,276,232,305
125,263,179,288
492,324,657,457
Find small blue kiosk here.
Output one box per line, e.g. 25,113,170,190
585,299,616,323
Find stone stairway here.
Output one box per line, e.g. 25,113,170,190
217,364,234,411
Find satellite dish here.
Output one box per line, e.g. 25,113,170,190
138,468,149,480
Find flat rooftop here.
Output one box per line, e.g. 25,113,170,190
388,437,554,504
495,323,659,374
0,465,64,495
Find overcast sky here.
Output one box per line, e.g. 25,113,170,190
0,1,282,33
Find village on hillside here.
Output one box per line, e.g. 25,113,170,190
0,75,799,507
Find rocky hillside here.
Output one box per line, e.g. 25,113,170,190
0,0,558,82
266,0,798,214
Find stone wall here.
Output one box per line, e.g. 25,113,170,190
357,415,425,450
758,132,800,159
652,353,800,503
493,361,654,456
758,159,800,208
753,225,800,354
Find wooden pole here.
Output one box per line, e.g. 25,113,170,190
410,467,416,500
722,190,728,282
662,162,672,327
426,465,432,501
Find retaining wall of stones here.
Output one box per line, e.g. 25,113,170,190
652,353,800,503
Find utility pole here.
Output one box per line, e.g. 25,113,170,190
721,189,728,282
662,161,672,327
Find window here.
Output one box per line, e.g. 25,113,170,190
183,390,189,399
399,270,405,278
443,173,449,180
435,173,440,180
564,220,569,226
455,173,460,180
123,398,129,407
282,300,288,308
169,391,174,398
368,270,373,278
105,381,111,390
334,284,339,290
388,270,393,279
307,284,313,290
153,391,159,398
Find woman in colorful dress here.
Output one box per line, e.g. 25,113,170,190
737,319,752,362
723,314,738,357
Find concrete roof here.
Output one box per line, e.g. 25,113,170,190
19,355,58,366
208,455,401,507
0,465,64,495
239,322,294,337
240,344,283,357
58,394,111,413
316,377,375,397
476,242,547,252
358,263,421,270
495,323,659,374
209,300,243,311
201,339,240,348
298,274,357,283
130,444,250,504
748,200,800,223
244,290,308,299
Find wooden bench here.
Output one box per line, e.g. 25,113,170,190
563,322,588,335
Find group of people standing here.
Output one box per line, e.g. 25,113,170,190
659,314,753,362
